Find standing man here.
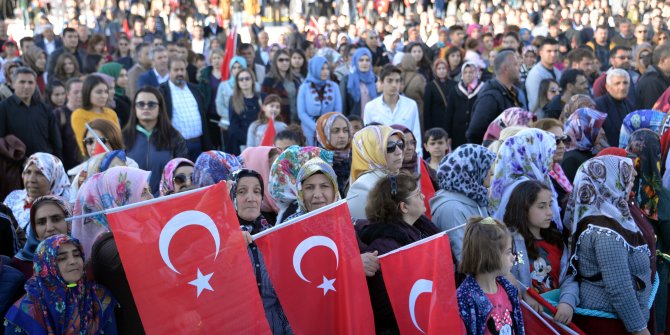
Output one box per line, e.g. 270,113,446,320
543,69,590,119
525,38,562,112
593,46,637,105
127,43,151,99
46,28,83,76
137,46,170,90
636,43,670,109
587,25,613,72
596,69,633,147
358,30,389,74
52,78,82,170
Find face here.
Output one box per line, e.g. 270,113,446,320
50,86,66,107
241,48,255,66
22,163,50,199
606,75,630,100
450,30,465,45
90,83,109,108
570,75,589,95
35,52,46,71
425,136,447,159
382,72,402,98
57,243,84,284
210,53,223,69
14,73,36,100
402,133,416,163
357,55,371,72
547,81,560,100
276,53,290,72
483,36,494,50
435,63,448,80
118,39,129,53
302,173,335,212
83,129,106,157
63,31,79,49
274,138,297,151
350,120,363,134
385,134,404,172
176,47,188,61
540,43,559,65
34,202,68,240
135,91,160,124
595,28,608,43
500,237,514,276
611,50,632,70
259,32,269,46
63,57,75,74
67,82,83,108
138,47,150,66
502,36,519,50
635,26,648,40
528,189,553,232
461,65,476,85
169,60,187,86
410,46,423,63
319,64,330,80
400,187,426,221
235,176,262,221
173,165,194,192
447,51,461,68
154,51,169,72
329,117,350,149
237,71,253,90
547,126,567,162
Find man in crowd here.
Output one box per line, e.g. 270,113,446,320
525,38,561,112
46,27,83,75
127,43,152,99
596,68,633,147
636,43,670,109
138,45,170,89
358,29,388,73
34,24,61,56
593,46,637,105
543,69,590,119
586,25,612,71
239,43,266,84
612,19,635,48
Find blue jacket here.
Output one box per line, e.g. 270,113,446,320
457,275,525,335
137,69,160,90
297,80,342,146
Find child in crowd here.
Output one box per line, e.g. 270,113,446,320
273,124,306,150
457,216,525,335
246,94,288,148
347,114,364,134
423,127,450,170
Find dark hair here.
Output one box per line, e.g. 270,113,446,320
274,124,306,146
238,42,254,53
559,69,585,90
423,127,448,144
596,24,609,32
62,27,77,38
459,216,511,275
566,48,594,66
86,33,106,54
19,37,34,49
269,49,293,81
53,52,81,81
610,45,632,58
347,114,362,123
114,35,131,58
503,180,563,260
82,54,103,74
653,42,670,66
134,42,150,58
194,53,205,63
379,64,402,81
494,50,516,74
258,94,282,123
123,86,181,151
289,49,308,78
11,66,36,82
540,37,559,50
448,25,464,34
44,80,65,107
81,75,109,110
503,31,520,42
85,119,124,157
167,56,187,70
232,69,257,114
64,77,82,92
532,118,563,131
365,174,420,223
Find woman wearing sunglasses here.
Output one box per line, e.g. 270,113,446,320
228,69,260,155
122,87,189,196
533,118,573,218
159,157,195,196
347,125,404,221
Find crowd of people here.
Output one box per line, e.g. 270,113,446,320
1,0,670,334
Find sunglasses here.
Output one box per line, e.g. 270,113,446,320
386,140,405,153
555,135,572,145
238,76,252,82
173,173,194,185
549,88,561,93
277,58,290,63
83,137,107,146
136,101,159,109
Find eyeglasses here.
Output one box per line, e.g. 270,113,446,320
238,76,252,82
136,101,159,109
173,173,194,185
277,58,290,63
404,189,423,200
555,135,572,145
386,140,405,153
83,137,107,146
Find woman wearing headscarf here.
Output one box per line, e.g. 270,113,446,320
240,146,282,224
68,150,133,204
489,128,563,230
22,46,47,94
562,107,608,182
558,94,597,123
215,56,248,131
390,124,419,174
268,145,333,223
340,48,377,118
424,59,457,132
10,195,72,279
99,62,131,122
315,112,353,197
158,157,195,196
192,151,243,187
618,109,667,148
444,61,483,149
3,153,70,234
561,156,652,335
4,234,118,335
347,126,404,221
482,107,536,147
399,53,427,129
297,56,342,146
431,144,496,262
285,158,341,221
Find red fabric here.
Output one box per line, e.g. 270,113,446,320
122,19,131,39
530,240,563,293
253,201,375,335
521,302,578,335
260,117,276,146
661,130,670,172
106,182,271,335
420,160,436,220
572,314,629,335
485,283,514,335
596,147,628,157
92,139,108,155
378,233,464,335
221,28,237,81
653,87,670,113
525,289,586,334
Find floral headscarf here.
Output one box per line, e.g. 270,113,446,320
193,151,243,187
240,146,281,213
15,195,73,262
350,126,403,183
269,145,333,210
72,167,151,256
482,108,536,145
346,48,377,103
316,112,353,151
24,152,71,201
295,158,341,213
626,129,663,220
618,109,666,148
159,158,194,196
4,234,116,335
563,156,638,235
559,94,596,123
438,144,496,207
564,107,607,153
228,169,273,234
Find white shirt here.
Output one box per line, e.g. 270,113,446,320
168,81,202,140
153,68,170,84
363,94,423,157
44,39,56,55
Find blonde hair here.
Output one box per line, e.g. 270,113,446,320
459,216,511,275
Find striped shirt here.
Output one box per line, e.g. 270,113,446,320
168,81,202,140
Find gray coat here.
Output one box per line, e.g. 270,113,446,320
509,231,570,291
347,170,385,221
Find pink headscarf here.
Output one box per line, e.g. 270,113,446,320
240,146,281,213
483,107,536,144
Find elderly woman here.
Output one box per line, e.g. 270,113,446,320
297,56,342,146
444,61,483,148
240,146,282,224
285,158,341,222
158,158,195,196
562,107,608,182
315,112,353,197
3,153,70,233
192,151,243,187
561,155,652,334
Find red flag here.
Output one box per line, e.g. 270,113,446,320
420,160,436,220
106,183,271,335
260,116,276,146
379,233,464,335
221,27,238,81
521,301,581,335
253,201,375,335
92,139,108,155
122,18,131,39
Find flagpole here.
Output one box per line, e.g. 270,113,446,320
85,122,110,152
378,232,447,259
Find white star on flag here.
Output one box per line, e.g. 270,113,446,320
189,268,214,297
317,276,336,296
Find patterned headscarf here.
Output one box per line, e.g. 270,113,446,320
296,158,341,213
4,234,116,335
346,48,377,103
438,144,496,207
193,151,243,187
563,156,638,235
559,94,596,123
305,55,328,88
316,112,353,151
268,145,333,209
626,129,663,220
350,126,404,183
618,109,666,148
72,167,151,256
564,107,607,153
482,108,536,145
24,152,71,201
240,147,281,213
159,158,194,196
14,195,73,262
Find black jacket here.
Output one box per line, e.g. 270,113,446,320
0,95,62,158
158,82,213,151
595,93,633,147
636,65,670,109
423,78,457,131
339,74,378,117
466,79,526,144
444,82,482,148
543,93,564,119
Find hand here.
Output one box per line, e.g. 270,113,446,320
523,292,543,314
242,231,253,245
632,329,651,335
553,303,574,325
361,251,380,277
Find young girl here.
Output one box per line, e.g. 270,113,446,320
457,216,524,335
246,94,288,148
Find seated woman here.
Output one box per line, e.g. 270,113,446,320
315,112,353,197
192,151,243,187
4,234,118,335
347,126,404,221
11,196,71,279
3,153,70,234
359,174,440,332
562,107,608,182
562,155,653,335
240,147,282,224
431,144,496,262
158,158,195,196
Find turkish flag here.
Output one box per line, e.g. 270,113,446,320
221,27,238,81
378,233,464,335
419,160,436,220
260,116,276,146
106,182,271,335
521,301,581,335
253,200,375,334
92,139,108,155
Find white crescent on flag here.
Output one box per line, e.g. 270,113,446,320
409,279,433,334
292,235,340,295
